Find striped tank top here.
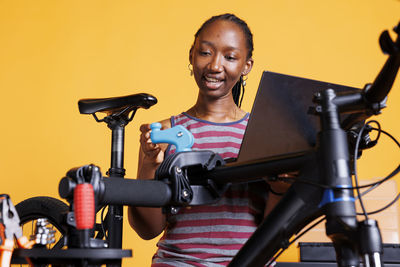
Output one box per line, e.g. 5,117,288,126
152,112,269,267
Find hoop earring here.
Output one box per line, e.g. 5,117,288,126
242,75,248,86
188,64,193,76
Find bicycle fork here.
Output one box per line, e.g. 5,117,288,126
316,89,383,267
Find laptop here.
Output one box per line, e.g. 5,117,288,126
236,71,361,164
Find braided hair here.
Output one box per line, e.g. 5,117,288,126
192,13,254,107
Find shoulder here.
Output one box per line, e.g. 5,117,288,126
237,109,248,119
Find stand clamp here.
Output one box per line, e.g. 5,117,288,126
155,151,226,214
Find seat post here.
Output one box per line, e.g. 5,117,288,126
105,114,129,178
109,125,126,177
105,116,128,263
76,93,158,266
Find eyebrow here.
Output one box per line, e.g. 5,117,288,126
199,40,240,51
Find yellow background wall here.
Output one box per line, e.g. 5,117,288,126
1,0,399,265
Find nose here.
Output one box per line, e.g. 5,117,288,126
209,54,223,72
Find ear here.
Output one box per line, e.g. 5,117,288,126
242,58,254,76
189,46,194,64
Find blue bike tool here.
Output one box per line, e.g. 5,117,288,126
150,122,194,152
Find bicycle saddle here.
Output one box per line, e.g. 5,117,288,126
78,93,157,114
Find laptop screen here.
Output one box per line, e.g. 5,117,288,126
236,71,361,164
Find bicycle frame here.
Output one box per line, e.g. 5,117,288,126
224,88,366,266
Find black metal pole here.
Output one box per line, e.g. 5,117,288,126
228,153,323,266
107,125,125,266
318,89,360,267
200,152,307,185
109,125,126,177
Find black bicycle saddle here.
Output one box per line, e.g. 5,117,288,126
78,93,157,115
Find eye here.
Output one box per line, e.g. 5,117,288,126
199,50,211,56
225,54,237,61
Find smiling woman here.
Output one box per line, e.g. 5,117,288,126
190,17,253,112
127,13,273,266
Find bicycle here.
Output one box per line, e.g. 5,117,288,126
13,22,400,267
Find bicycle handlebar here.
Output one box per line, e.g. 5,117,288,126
99,178,172,207
364,23,400,104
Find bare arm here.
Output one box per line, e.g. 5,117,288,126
127,119,171,240
264,175,293,217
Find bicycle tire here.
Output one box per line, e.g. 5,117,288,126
16,196,69,249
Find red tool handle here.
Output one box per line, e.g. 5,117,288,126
74,183,95,230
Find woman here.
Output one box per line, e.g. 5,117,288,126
128,13,282,266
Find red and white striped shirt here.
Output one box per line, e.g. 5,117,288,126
152,113,269,267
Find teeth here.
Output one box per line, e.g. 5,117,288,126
205,77,221,82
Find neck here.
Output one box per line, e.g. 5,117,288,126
188,94,245,123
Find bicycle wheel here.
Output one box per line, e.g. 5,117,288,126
16,196,69,250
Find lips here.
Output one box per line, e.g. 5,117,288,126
203,75,224,89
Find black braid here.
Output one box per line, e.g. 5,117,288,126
192,13,253,106
232,76,245,108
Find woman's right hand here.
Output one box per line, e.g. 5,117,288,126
129,122,170,239
139,123,165,165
